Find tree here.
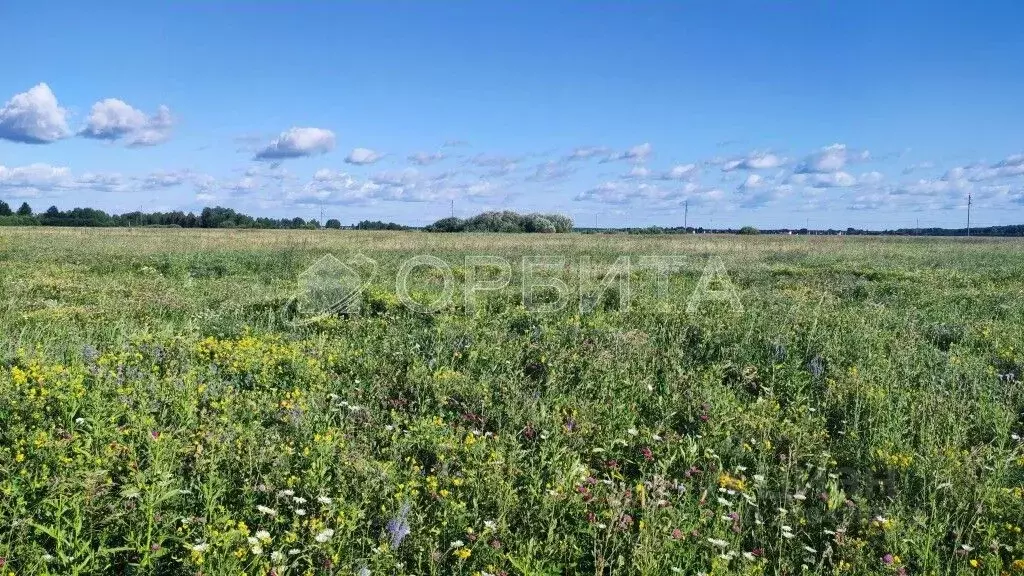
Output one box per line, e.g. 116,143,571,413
16,202,33,216
0,201,11,216
45,205,61,217
738,226,760,235
325,219,342,229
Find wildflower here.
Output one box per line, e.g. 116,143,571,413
708,538,729,548
278,489,295,497
191,543,209,553
451,540,465,548
483,520,497,532
671,528,683,540
357,568,371,576
295,509,306,516
271,551,285,562
315,528,335,543
641,447,654,461
255,530,271,542
293,496,307,504
454,548,471,560
257,505,278,517
387,502,412,547
317,495,333,505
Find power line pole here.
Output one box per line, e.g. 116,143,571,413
450,199,455,218
966,193,972,237
684,201,688,229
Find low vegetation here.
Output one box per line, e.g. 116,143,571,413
0,228,1022,575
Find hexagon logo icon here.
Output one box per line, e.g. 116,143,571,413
294,253,376,322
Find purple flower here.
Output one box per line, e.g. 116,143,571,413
882,553,894,565
387,501,411,547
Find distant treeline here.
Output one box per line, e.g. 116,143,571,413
578,224,1024,237
2,200,1023,236
0,202,396,230
425,210,573,233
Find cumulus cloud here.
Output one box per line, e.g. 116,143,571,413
576,180,723,208
345,147,384,165
622,165,651,179
0,163,132,196
795,144,870,174
943,153,1024,182
408,151,446,166
79,99,174,146
254,127,336,160
566,146,610,161
737,173,766,192
603,142,653,163
527,161,575,182
787,171,857,188
721,152,786,172
661,163,699,180
0,83,71,144
467,154,519,177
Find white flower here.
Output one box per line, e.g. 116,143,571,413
317,495,333,505
357,568,371,576
42,554,55,562
288,548,302,555
293,496,308,504
278,489,295,497
295,508,307,516
255,530,271,542
451,540,465,548
271,551,284,562
742,551,755,561
627,428,638,436
315,528,335,543
257,505,278,516
707,537,729,548
652,434,663,441
191,542,209,552
803,546,817,554
793,492,807,501
483,520,497,532
717,497,731,506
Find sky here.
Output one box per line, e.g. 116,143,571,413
1,1,1023,230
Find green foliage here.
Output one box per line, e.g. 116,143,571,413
426,210,573,233
325,218,342,229
738,225,760,235
0,229,1022,575
16,201,32,216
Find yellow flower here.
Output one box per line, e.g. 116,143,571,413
969,559,979,568
454,548,471,560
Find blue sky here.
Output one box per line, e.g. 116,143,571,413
1,1,1023,229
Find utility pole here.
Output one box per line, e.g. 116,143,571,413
451,199,455,218
684,201,688,229
966,193,972,237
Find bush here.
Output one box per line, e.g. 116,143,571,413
425,211,572,233
738,225,760,235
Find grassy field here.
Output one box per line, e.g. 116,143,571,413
0,227,1022,576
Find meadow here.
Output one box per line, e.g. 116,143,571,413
0,227,1022,576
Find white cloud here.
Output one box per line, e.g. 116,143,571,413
408,151,446,165
603,143,652,163
787,171,857,188
79,99,175,146
345,147,384,165
254,127,336,160
0,163,132,196
566,146,610,161
527,161,575,182
721,152,785,172
0,83,71,144
622,165,651,179
737,173,766,192
795,144,870,174
661,163,698,180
